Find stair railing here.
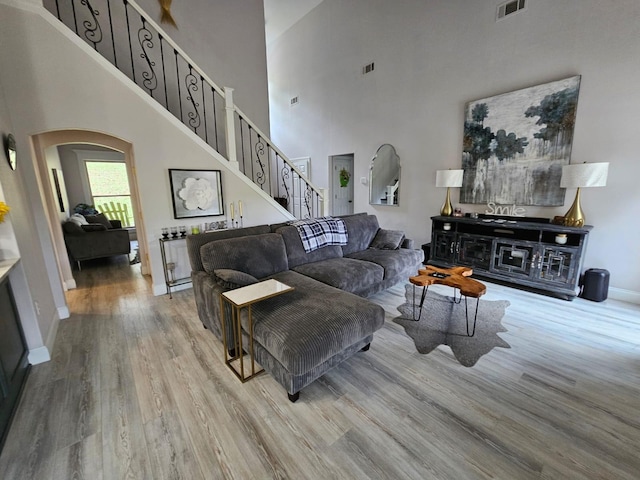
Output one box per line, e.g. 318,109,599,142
47,0,326,218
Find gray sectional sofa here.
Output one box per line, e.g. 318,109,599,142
187,214,424,402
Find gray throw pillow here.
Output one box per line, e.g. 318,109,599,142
81,223,108,232
85,213,112,230
370,229,405,250
213,269,259,289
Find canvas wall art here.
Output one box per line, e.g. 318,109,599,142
460,76,581,206
169,169,224,218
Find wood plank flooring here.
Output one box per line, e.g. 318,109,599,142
1,256,639,479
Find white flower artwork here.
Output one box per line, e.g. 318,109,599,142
169,169,224,219
178,177,216,210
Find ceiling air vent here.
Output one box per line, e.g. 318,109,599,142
290,96,299,106
363,62,375,75
497,0,526,20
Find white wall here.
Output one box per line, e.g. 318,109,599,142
0,2,290,299
267,0,640,298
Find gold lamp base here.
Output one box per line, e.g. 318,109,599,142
563,187,585,227
440,187,453,216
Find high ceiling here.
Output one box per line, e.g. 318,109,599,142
263,0,323,45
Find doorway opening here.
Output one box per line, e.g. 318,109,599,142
31,130,149,291
329,154,354,216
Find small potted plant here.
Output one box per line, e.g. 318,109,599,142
339,168,351,187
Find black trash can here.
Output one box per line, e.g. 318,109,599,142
580,268,609,302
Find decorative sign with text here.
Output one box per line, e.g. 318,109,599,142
485,202,526,217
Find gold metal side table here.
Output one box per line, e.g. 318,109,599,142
220,279,294,382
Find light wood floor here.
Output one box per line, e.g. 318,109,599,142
1,257,639,479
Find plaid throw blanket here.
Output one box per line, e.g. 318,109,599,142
290,217,348,253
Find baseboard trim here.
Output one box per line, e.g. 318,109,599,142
609,287,640,305
64,278,77,290
28,346,51,365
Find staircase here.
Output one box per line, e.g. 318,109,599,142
46,0,326,218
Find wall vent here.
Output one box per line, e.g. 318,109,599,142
362,62,375,75
290,96,299,106
497,0,526,20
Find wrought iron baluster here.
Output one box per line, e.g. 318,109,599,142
212,87,219,150
124,1,136,82
80,0,102,48
253,131,266,189
304,184,312,218
280,159,291,211
138,18,157,95
175,50,183,123
159,35,168,109
71,0,78,35
238,116,245,175
201,76,208,144
185,66,201,132
106,0,117,67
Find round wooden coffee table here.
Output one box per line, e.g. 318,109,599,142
409,265,486,336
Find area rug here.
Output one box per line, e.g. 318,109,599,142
393,284,511,366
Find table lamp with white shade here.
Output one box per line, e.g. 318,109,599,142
436,169,464,216
560,162,609,227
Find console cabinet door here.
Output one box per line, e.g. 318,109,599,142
431,231,457,263
458,234,493,271
535,246,579,286
492,241,537,279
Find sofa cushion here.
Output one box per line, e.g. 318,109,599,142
340,215,380,255
346,248,424,280
248,270,385,375
370,229,405,250
84,213,112,230
186,224,271,272
276,225,343,269
81,223,107,232
292,257,384,296
213,269,258,289
200,233,288,279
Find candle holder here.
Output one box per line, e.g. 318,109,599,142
170,226,178,238
179,225,187,237
161,227,169,239
240,216,243,228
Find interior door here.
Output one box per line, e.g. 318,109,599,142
331,154,354,216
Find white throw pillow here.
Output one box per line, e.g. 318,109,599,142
68,213,88,226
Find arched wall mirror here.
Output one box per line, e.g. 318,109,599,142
369,144,400,206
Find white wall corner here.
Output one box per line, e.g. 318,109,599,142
28,346,51,365
64,277,77,290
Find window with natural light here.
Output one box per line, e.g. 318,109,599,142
86,161,134,227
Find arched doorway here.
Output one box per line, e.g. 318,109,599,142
30,130,149,290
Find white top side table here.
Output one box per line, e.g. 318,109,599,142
220,279,294,382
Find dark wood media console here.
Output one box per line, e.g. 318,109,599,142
429,215,592,300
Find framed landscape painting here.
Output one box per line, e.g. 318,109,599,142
460,76,581,206
169,169,224,219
